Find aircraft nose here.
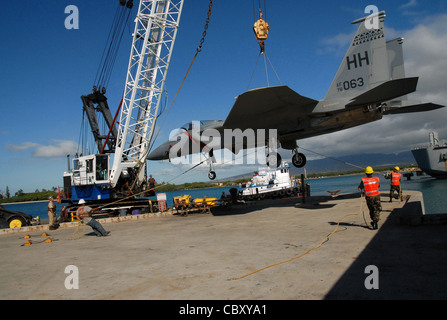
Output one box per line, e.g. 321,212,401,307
148,143,170,161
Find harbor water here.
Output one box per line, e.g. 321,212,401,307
2,174,446,219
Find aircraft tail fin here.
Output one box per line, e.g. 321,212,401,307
324,11,389,100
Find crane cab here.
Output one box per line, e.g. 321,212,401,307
64,154,111,202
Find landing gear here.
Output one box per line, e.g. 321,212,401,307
207,149,217,180
292,152,306,168
208,171,216,180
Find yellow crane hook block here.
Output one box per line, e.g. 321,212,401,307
253,12,269,41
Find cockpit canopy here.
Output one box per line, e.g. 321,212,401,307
180,120,215,131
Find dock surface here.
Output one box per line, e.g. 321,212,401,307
0,190,446,300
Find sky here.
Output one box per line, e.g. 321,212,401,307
1,0,447,194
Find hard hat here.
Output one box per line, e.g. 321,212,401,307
394,166,400,171
78,199,86,204
365,166,374,174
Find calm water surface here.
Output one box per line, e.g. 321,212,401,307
3,174,445,218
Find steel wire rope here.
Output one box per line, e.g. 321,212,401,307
103,9,133,89
94,3,123,86
95,4,133,89
264,51,282,85
246,52,262,90
298,146,366,170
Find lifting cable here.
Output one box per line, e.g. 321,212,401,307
94,1,134,90
246,51,282,90
299,146,366,171
249,0,282,89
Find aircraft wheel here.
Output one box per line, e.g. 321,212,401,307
208,171,217,180
292,153,307,168
267,152,281,168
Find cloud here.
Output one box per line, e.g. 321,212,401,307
6,140,79,158
6,142,39,151
317,32,354,56
403,14,447,96
302,14,447,158
400,0,418,9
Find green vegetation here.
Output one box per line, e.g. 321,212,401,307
0,188,58,204
305,165,417,179
156,180,244,192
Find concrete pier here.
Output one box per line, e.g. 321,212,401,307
0,190,446,300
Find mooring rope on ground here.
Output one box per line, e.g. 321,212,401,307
230,211,362,281
230,194,368,281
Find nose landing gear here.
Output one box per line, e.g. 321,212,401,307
207,149,217,180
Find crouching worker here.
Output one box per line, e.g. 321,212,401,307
76,199,110,237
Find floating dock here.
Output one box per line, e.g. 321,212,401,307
0,190,446,300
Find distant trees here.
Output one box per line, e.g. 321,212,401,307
0,186,58,204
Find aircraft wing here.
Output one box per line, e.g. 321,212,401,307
223,86,318,131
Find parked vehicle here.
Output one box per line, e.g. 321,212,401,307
0,205,34,229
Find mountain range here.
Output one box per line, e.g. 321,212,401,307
289,151,416,176
221,151,416,181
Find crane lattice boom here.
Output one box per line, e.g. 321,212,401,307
110,0,184,187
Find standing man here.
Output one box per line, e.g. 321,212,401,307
148,174,157,196
389,166,403,202
48,196,57,230
76,199,109,237
358,166,382,230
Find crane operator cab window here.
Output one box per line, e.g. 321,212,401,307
72,154,110,186
95,155,109,182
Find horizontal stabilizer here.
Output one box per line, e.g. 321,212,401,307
347,77,419,107
224,86,318,130
384,102,445,115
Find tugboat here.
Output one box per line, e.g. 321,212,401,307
411,132,447,179
212,162,309,215
239,162,306,200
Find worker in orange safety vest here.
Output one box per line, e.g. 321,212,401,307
358,166,382,230
389,166,403,202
